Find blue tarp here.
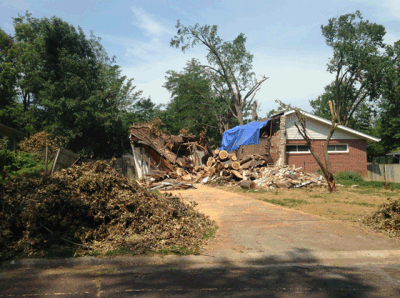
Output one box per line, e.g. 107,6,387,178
219,119,270,152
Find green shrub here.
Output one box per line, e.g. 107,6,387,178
0,140,44,182
0,138,16,171
334,171,364,183
11,151,41,170
0,149,16,172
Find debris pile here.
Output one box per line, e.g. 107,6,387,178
145,149,326,190
145,149,269,190
0,161,216,260
241,165,327,189
363,198,400,238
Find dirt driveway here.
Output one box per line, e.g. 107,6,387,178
166,185,400,263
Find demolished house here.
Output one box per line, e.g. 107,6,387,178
129,109,379,190
129,124,213,180
128,120,324,190
220,110,380,177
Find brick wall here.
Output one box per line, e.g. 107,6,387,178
234,137,272,162
286,139,368,176
269,117,281,164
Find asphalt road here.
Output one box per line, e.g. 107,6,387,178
2,262,400,297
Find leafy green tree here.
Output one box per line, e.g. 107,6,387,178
0,12,141,158
310,81,377,135
120,97,161,128
321,10,387,127
163,59,235,142
0,29,19,127
379,41,400,152
289,11,388,192
0,29,17,110
170,21,268,126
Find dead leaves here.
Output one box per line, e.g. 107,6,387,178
0,160,216,259
364,198,400,237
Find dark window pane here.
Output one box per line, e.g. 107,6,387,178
286,145,297,152
327,145,335,151
297,145,309,152
336,145,347,151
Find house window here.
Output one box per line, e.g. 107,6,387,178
327,144,348,153
286,144,310,153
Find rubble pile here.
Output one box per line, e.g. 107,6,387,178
0,161,216,260
145,149,327,190
242,165,327,189
363,198,400,238
145,150,267,189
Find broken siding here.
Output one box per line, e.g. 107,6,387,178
286,117,359,140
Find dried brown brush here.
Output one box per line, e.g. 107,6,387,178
363,198,400,237
0,161,216,259
19,131,64,160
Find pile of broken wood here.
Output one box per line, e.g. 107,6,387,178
145,149,326,191
146,149,250,190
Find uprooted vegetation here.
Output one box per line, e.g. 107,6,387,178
363,198,400,238
0,161,216,260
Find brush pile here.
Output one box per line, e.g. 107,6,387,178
0,161,216,259
363,198,400,237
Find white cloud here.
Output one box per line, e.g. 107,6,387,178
131,6,174,37
384,31,400,46
124,37,171,61
385,0,400,18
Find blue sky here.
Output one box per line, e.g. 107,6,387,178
1,0,399,117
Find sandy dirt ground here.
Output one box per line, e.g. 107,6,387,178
165,185,400,259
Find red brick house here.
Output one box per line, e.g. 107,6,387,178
228,110,379,176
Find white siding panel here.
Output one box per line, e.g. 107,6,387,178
286,117,359,140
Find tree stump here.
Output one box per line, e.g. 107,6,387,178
240,180,256,190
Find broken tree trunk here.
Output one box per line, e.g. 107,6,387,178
222,160,241,170
240,180,256,190
239,156,253,165
231,161,240,170
231,170,243,180
219,150,229,160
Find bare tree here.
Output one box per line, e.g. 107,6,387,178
291,103,338,192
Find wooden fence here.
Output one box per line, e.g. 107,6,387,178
52,151,137,179
83,154,137,179
367,163,400,183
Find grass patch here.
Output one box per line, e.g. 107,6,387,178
239,188,268,194
153,246,198,256
151,189,162,195
204,226,219,240
222,183,388,223
334,171,364,184
263,198,309,208
104,246,130,257
309,194,324,199
332,171,400,190
333,200,376,207
360,181,400,190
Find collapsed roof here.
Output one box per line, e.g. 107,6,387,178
129,124,213,177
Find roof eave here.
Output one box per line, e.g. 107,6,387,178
284,110,380,143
